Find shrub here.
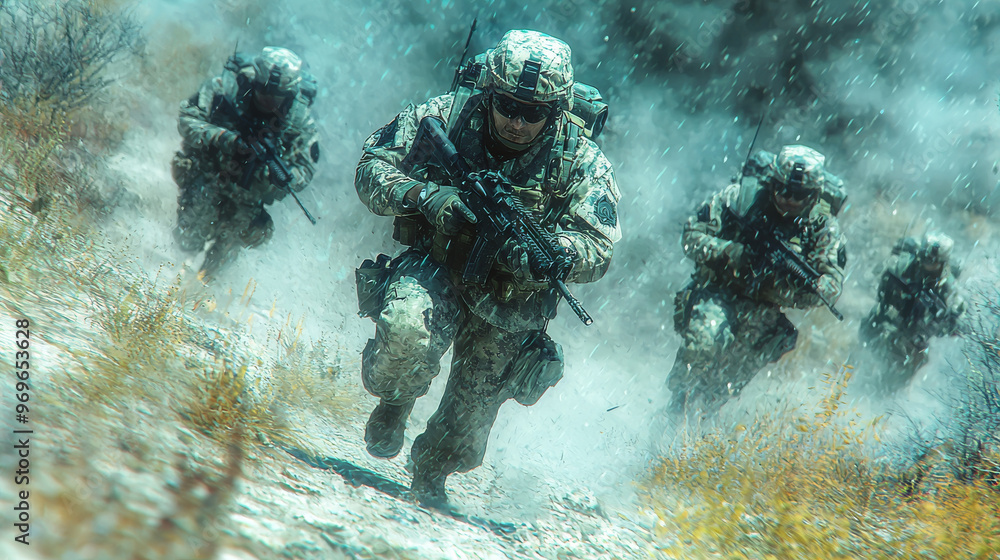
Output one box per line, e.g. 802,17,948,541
0,0,144,117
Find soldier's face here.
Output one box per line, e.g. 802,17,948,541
490,93,550,145
921,259,944,275
772,190,811,218
253,90,292,115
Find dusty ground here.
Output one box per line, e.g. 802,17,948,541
0,190,663,560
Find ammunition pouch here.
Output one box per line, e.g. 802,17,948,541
171,151,197,188
392,215,431,246
356,253,394,320
505,330,564,406
673,284,700,332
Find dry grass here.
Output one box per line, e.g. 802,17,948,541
0,101,115,217
643,366,1000,559
0,99,350,559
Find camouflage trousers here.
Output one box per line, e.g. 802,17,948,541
668,285,797,412
361,251,532,477
172,154,274,273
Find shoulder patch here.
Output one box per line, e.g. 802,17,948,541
595,194,617,227
696,202,711,223
374,115,400,147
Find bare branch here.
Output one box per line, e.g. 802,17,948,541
0,0,145,115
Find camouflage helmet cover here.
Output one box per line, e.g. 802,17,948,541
920,231,954,264
485,30,574,110
771,145,827,195
252,46,304,96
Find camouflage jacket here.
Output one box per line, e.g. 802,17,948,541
682,179,846,309
356,93,621,331
868,247,965,342
177,68,320,205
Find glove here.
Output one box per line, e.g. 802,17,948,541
720,241,749,275
815,274,841,302
217,130,248,155
496,239,534,282
418,182,477,235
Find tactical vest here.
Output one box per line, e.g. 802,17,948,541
393,56,610,298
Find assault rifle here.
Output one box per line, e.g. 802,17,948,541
212,97,317,225
884,271,950,326
406,116,593,325
724,205,844,321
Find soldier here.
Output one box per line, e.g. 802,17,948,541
668,145,847,415
860,231,966,392
354,30,620,510
171,46,320,278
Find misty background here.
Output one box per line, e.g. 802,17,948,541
95,0,1000,515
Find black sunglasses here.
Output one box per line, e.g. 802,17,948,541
774,184,815,202
490,93,553,124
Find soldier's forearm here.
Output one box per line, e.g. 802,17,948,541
682,228,729,265
178,117,230,151
288,165,313,192
356,155,422,216
555,231,612,284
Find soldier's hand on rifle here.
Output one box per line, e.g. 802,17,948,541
254,163,271,182
497,240,534,282
816,274,841,303
418,182,477,235
720,241,750,275
217,130,248,156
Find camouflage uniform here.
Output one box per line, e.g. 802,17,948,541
669,145,847,413
861,232,965,391
355,30,621,507
172,47,320,275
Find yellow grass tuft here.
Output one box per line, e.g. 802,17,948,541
643,365,1000,558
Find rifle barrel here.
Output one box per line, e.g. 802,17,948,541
555,279,593,325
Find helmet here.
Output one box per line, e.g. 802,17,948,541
772,145,826,198
252,46,304,97
484,30,574,110
920,231,954,265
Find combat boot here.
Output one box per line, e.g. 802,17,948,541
364,399,414,459
410,467,450,512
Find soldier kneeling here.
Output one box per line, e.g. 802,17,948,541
668,145,847,416
860,231,966,392
171,46,320,279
